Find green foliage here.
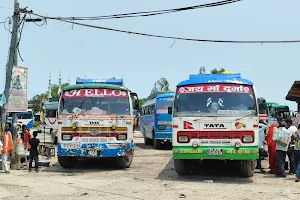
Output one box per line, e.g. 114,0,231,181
198,66,226,74
139,98,147,109
29,82,70,114
150,78,170,95
211,68,225,74
34,121,40,127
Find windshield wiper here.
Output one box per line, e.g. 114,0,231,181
235,113,255,121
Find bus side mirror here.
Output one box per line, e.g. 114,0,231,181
130,92,139,110
168,107,172,115
56,110,58,119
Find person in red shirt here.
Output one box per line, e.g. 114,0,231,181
21,125,31,148
267,123,278,174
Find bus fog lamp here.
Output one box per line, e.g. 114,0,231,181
178,135,189,143
242,135,253,143
235,142,241,148
192,141,198,148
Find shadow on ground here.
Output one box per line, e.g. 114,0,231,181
156,158,254,184
41,159,129,173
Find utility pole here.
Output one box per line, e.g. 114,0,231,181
1,0,20,169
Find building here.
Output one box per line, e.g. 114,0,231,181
286,81,300,112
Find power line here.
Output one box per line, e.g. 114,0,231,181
30,0,242,21
26,11,300,44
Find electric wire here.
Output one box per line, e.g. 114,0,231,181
31,0,242,21
26,11,300,44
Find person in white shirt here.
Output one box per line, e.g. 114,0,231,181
275,122,292,178
286,119,297,174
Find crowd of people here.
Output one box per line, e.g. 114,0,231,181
258,117,300,182
0,124,41,173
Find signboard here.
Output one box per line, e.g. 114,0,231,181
177,84,252,94
62,89,128,98
7,66,28,112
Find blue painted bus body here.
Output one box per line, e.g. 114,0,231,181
140,93,174,148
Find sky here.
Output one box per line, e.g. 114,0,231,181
0,0,299,110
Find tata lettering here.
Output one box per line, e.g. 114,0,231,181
63,89,128,98
204,124,225,129
178,84,252,94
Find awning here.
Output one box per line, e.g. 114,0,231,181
286,81,300,102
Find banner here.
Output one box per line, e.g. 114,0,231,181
7,66,28,112
177,84,252,94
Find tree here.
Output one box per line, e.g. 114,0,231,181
29,82,70,114
138,98,147,110
50,83,70,98
150,78,170,95
211,68,225,74
198,66,206,74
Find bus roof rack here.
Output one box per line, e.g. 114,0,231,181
147,91,174,100
76,77,124,86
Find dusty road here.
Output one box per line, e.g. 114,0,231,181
1,131,299,200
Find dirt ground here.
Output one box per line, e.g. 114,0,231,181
1,131,299,200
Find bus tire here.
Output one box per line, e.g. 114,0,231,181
174,159,192,175
116,154,133,169
153,139,162,150
240,160,255,177
58,156,78,168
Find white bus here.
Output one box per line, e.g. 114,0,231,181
45,102,59,144
7,109,34,129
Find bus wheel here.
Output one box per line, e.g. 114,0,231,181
174,159,192,175
58,156,78,168
153,139,162,150
240,160,255,177
116,153,133,169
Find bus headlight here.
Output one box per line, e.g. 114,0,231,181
178,135,189,143
158,125,166,130
117,134,127,140
192,141,198,148
62,134,72,141
242,135,254,143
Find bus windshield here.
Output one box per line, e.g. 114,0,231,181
156,98,173,114
174,84,257,117
17,112,33,119
60,89,130,115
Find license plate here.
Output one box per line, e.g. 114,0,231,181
87,149,100,157
207,148,224,155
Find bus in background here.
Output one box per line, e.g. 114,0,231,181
57,78,139,168
257,97,269,124
140,92,174,149
7,109,34,129
267,102,291,124
44,101,59,144
170,73,259,177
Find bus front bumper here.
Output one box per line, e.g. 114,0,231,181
173,146,259,160
57,143,135,158
155,132,172,141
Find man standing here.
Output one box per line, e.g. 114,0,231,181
2,123,14,173
286,119,297,174
275,122,291,178
28,131,40,172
